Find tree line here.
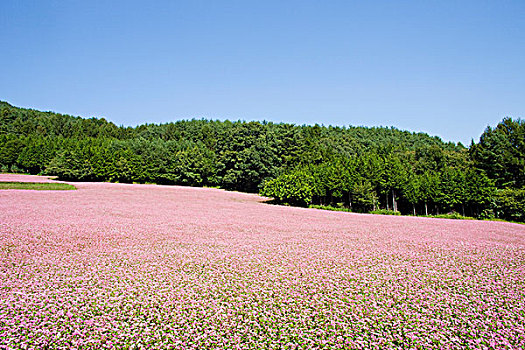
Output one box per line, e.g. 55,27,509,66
1,101,523,222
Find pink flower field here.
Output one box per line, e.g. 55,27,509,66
1,174,524,349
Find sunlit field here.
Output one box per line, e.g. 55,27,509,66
1,174,524,349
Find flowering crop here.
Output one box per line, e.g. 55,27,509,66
1,174,524,349
0,174,58,183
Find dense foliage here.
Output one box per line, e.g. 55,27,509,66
0,101,523,221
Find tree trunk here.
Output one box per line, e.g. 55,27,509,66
385,193,389,211
413,204,416,216
425,202,428,216
392,190,397,212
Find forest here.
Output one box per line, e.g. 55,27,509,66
1,100,523,222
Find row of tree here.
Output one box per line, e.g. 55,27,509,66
261,155,496,218
261,118,524,222
1,101,523,222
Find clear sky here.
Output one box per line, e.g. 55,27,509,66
1,1,524,145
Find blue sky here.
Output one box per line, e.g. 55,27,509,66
1,0,524,145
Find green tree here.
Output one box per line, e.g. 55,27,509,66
470,117,525,188
0,138,24,168
419,172,439,215
260,170,314,206
495,188,525,222
379,154,408,212
403,175,421,215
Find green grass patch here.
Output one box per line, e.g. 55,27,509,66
0,182,76,191
308,204,352,212
309,205,403,215
369,209,402,216
420,213,476,220
309,204,353,212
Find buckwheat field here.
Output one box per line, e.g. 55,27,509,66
1,175,524,349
